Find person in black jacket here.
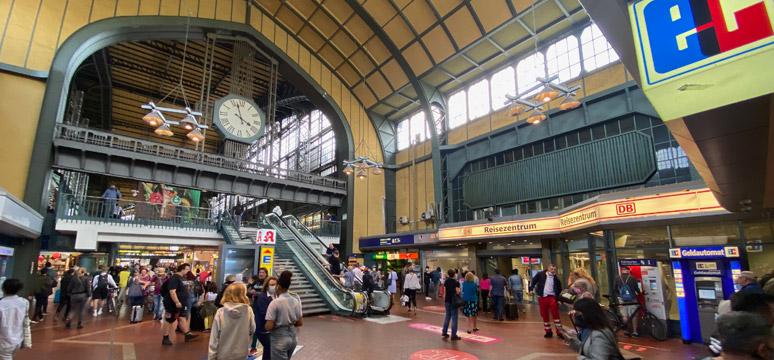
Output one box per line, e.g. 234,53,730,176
55,269,75,320
215,274,235,308
31,269,56,322
362,268,374,296
529,264,565,338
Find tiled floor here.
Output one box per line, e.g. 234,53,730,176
18,297,707,360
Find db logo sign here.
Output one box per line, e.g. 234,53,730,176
616,202,637,215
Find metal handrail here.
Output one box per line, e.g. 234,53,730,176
282,215,330,264
54,124,347,190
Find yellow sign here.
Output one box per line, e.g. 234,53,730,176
260,247,274,276
439,189,727,240
629,0,774,120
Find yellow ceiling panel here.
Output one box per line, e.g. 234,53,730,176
481,53,509,71
429,0,462,17
445,8,481,49
512,0,537,14
532,1,563,30
275,6,305,33
471,0,512,33
363,0,397,26
559,0,582,12
298,26,325,51
441,55,474,74
353,83,378,107
319,43,345,68
384,94,411,109
465,40,499,64
349,49,376,76
422,25,455,64
364,37,390,64
310,11,340,37
393,0,411,10
490,21,529,48
366,71,392,99
457,67,482,84
400,86,418,99
402,41,433,75
403,0,437,34
382,59,409,89
286,0,317,18
322,0,354,23
336,61,360,86
371,103,395,116
421,69,451,87
383,16,414,49
331,31,358,57
344,15,371,44
260,0,283,15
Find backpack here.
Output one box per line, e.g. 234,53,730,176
619,275,635,302
160,276,172,297
97,274,109,290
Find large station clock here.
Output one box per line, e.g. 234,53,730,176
212,94,265,143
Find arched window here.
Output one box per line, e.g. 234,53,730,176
580,24,620,72
397,119,410,150
448,90,467,129
546,35,581,82
467,79,490,120
410,111,429,143
490,66,515,111
516,53,545,96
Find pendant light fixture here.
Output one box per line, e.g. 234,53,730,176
526,108,546,124
535,85,559,103
180,108,199,130
154,123,174,136
343,163,355,176
559,95,581,111
143,109,163,127
371,166,383,176
356,169,368,180
186,128,204,142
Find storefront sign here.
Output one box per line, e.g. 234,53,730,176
693,261,723,276
0,246,13,256
669,246,740,259
619,259,657,267
347,254,358,266
256,229,277,245
260,247,274,276
359,234,415,248
374,253,420,260
439,188,726,241
629,0,774,120
521,257,541,265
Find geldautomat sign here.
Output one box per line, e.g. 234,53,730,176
668,246,740,259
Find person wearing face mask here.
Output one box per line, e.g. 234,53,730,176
569,298,624,360
251,276,278,358
566,278,595,342
265,271,303,360
529,264,564,338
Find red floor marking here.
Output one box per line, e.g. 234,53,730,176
623,345,632,350
637,347,647,352
618,342,669,351
422,306,446,311
410,349,479,360
408,323,502,344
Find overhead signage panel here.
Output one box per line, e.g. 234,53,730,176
668,246,740,258
629,0,774,120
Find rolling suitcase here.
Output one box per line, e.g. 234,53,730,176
505,293,519,320
130,305,144,323
190,306,205,331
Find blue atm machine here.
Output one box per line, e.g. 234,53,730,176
669,246,741,344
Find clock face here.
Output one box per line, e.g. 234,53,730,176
213,94,265,142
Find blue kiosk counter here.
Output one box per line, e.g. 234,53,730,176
669,246,741,344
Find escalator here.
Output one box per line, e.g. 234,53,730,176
261,213,368,317
218,213,256,245
281,214,393,314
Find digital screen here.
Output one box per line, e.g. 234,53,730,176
222,248,255,284
649,280,657,291
698,289,716,300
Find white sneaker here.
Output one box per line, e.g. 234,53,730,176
93,311,98,317
425,297,432,300
98,309,103,315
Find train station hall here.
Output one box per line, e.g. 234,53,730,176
1,0,773,359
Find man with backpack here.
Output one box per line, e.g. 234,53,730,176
613,266,642,337
92,266,117,317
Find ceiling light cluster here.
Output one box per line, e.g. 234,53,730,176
505,75,581,125
343,156,383,180
141,102,208,142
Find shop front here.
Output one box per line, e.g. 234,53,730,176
0,187,44,284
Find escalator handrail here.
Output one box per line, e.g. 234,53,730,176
282,214,329,251
281,215,330,266
263,214,367,315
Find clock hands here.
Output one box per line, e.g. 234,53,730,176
235,104,250,126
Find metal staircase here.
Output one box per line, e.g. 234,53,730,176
273,256,330,316
218,214,254,245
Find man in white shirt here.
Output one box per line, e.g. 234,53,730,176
528,264,564,338
352,263,363,282
0,279,31,359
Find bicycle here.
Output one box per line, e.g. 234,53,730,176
108,287,120,317
602,294,668,341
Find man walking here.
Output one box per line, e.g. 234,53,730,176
509,268,526,314
489,269,508,321
529,264,564,338
161,263,198,345
613,266,642,337
92,266,117,316
0,279,31,359
55,269,74,320
117,266,131,312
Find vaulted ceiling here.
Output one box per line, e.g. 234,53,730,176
251,0,589,122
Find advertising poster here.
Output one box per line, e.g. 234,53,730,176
137,182,201,221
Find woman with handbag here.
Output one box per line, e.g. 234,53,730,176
570,298,625,360
441,269,462,340
461,272,479,334
403,268,421,314
127,272,146,324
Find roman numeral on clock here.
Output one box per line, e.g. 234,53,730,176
227,125,235,132
250,126,259,133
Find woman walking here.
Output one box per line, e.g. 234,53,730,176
480,273,490,312
208,283,256,360
250,276,277,358
127,270,147,323
570,298,624,360
66,268,91,329
265,271,303,360
199,283,219,332
403,268,421,314
462,272,479,334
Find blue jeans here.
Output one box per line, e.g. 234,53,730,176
512,290,524,308
442,302,458,337
153,294,163,318
186,294,197,320
491,295,504,320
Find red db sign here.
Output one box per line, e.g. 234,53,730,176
616,202,636,215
